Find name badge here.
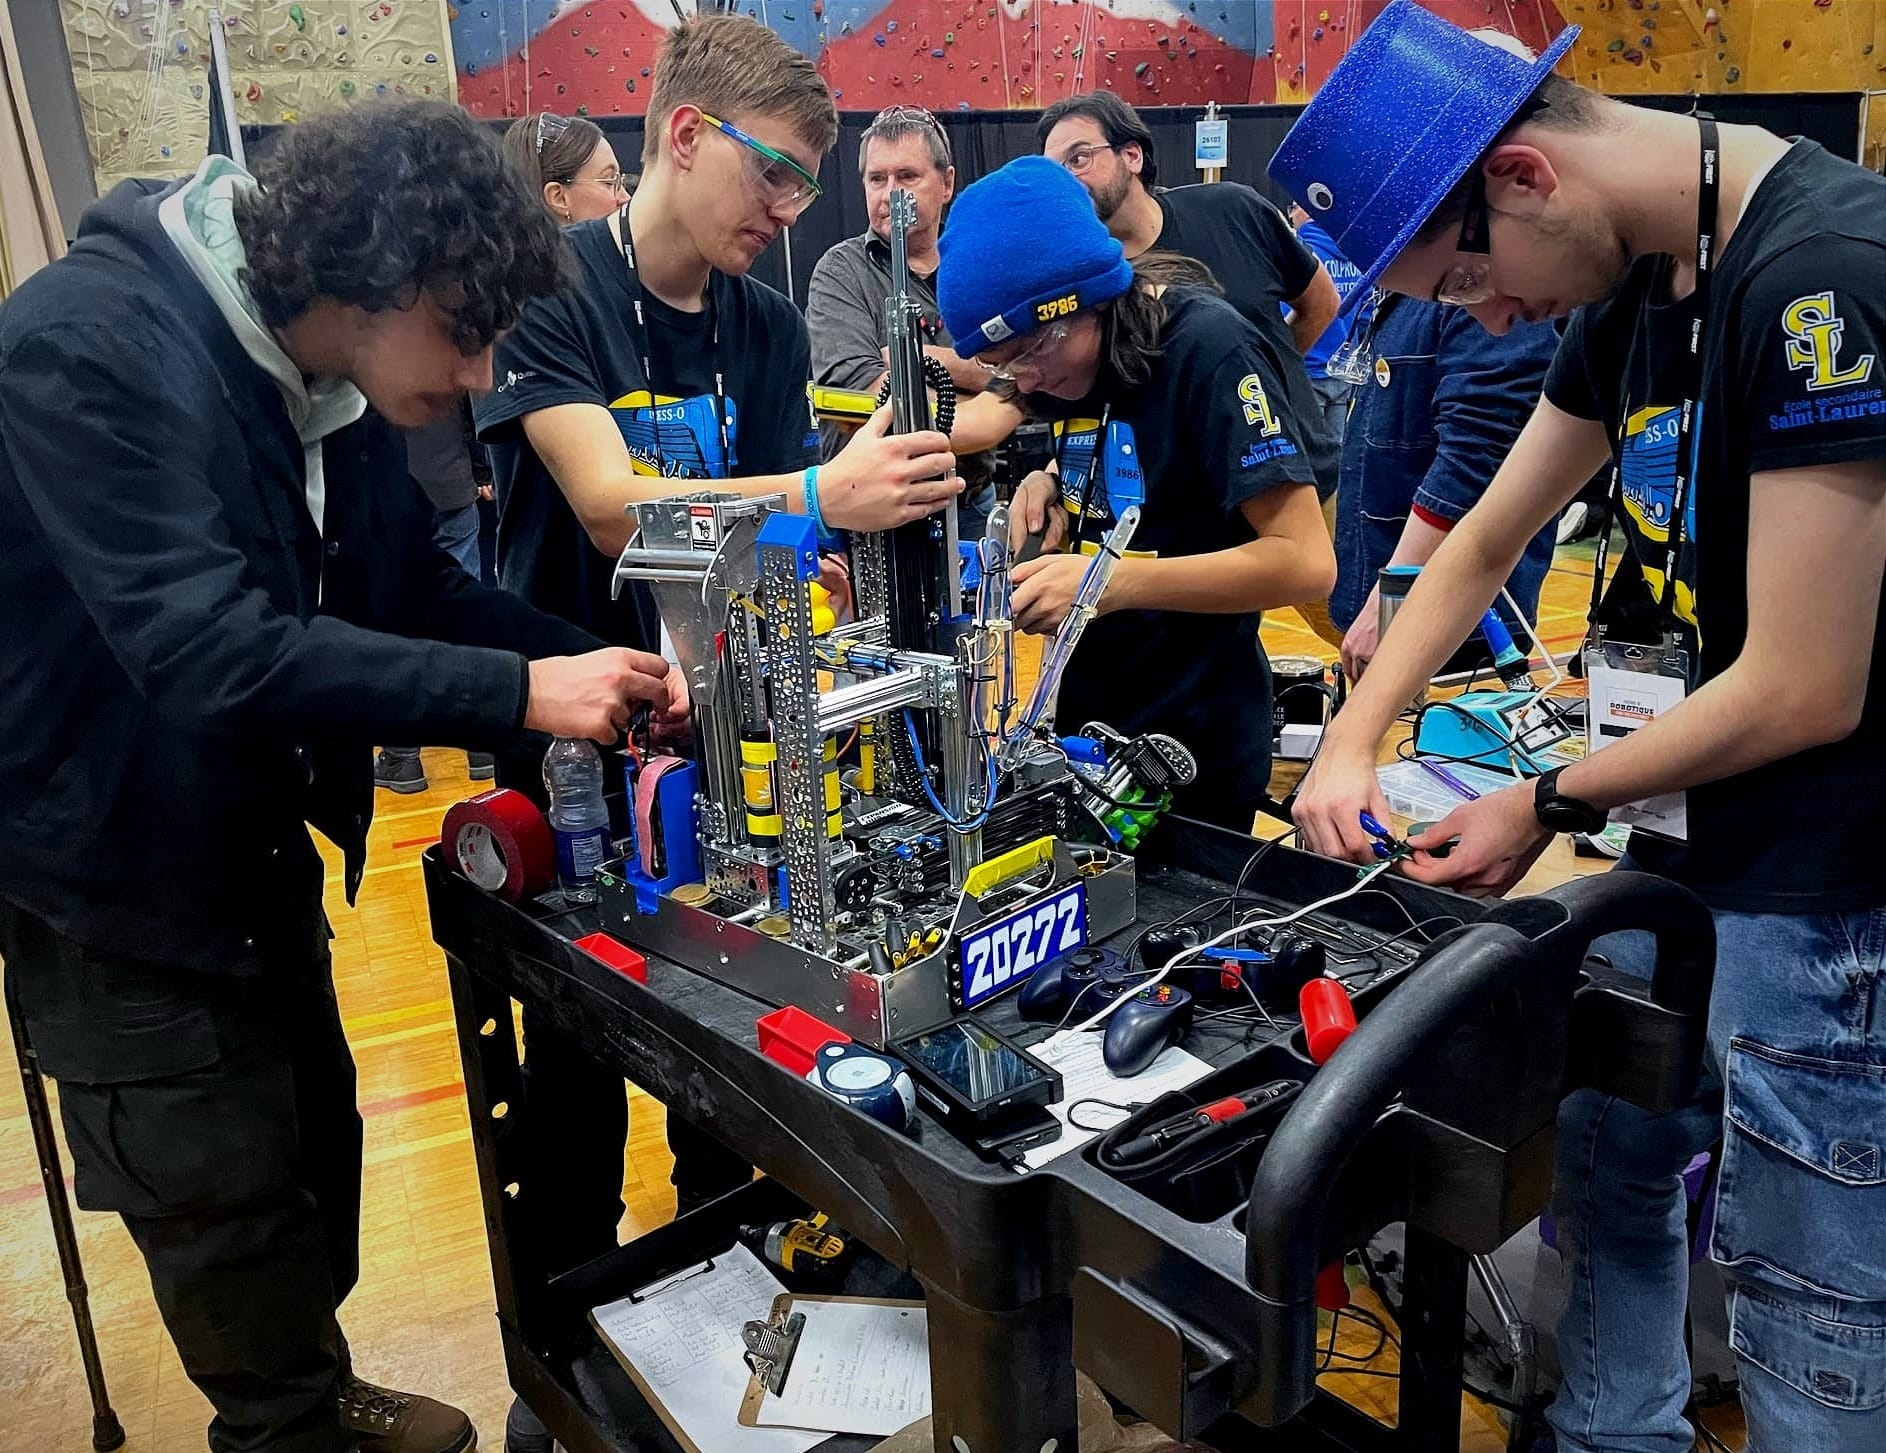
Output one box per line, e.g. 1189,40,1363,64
1583,637,1691,842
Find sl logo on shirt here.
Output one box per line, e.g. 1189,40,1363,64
1237,373,1280,436
1782,291,1876,392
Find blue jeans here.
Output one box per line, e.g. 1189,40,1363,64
1548,877,1886,1451
433,501,480,578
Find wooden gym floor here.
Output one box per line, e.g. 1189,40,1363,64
0,535,1746,1450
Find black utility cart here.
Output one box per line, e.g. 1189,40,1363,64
426,817,1713,1453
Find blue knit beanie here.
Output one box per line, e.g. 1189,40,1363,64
938,155,1134,359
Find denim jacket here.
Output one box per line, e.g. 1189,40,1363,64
1331,297,1561,633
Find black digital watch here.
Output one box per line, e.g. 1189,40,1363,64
1534,767,1608,836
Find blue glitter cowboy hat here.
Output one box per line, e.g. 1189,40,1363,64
1271,0,1581,309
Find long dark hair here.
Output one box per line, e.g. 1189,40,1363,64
501,111,607,191
995,252,1221,411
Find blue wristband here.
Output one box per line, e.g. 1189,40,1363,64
803,465,841,548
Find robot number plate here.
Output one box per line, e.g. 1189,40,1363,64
955,881,1089,1011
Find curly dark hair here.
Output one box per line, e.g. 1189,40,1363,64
234,101,572,352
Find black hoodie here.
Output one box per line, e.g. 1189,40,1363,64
0,177,595,973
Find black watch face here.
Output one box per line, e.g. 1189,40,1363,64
1541,800,1603,834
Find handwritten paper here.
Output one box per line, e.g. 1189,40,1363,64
751,1299,930,1439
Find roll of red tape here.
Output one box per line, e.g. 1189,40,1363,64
1300,977,1358,1066
442,788,556,904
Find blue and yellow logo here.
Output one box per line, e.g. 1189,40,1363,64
1782,291,1876,393
1052,416,1144,527
1619,403,1697,626
1238,373,1280,435
607,389,737,477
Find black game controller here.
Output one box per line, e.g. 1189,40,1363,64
1016,946,1126,1018
1136,926,1327,1006
1020,947,1194,1076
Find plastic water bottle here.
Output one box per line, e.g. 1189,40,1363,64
543,737,611,903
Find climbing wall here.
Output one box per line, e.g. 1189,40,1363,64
450,0,1570,116
1556,0,1886,167
450,0,1883,165
62,0,456,192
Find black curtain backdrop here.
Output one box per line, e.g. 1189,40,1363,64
246,92,1860,309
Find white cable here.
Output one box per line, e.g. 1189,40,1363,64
1499,583,1563,692
1067,860,1396,1035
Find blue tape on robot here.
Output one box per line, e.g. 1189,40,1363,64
623,759,702,915
956,880,1089,1010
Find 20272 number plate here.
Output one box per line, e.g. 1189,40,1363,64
954,881,1088,1010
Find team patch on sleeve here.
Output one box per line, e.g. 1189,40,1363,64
1766,290,1884,437
1234,371,1299,469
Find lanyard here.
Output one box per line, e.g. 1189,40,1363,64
1589,115,1719,637
618,205,732,471
1057,403,1113,549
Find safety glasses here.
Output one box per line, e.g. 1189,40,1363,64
700,112,823,216
1324,291,1384,386
870,104,951,160
535,112,569,154
1434,169,1495,307
976,320,1073,382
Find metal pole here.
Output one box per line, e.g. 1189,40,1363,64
6,983,126,1452
206,8,246,169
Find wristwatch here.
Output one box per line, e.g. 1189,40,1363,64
1533,767,1608,836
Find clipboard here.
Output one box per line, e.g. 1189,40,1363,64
589,1249,825,1453
738,1293,931,1437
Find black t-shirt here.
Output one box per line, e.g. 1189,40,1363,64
1154,183,1339,495
1544,139,1886,912
1035,288,1320,813
474,214,818,648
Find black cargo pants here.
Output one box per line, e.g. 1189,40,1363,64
1,904,361,1453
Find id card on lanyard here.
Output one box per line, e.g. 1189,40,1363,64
1582,116,1719,844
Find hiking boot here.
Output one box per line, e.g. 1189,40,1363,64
337,1377,475,1453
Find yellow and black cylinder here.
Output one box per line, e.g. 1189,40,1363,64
822,735,843,839
740,726,781,844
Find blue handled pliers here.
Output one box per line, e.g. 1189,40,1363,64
1358,811,1406,862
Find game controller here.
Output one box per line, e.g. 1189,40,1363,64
1019,948,1194,1076
1015,946,1126,1018
1136,927,1327,1005
1104,981,1194,1076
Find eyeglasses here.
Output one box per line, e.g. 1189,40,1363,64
561,170,630,198
699,112,823,216
1434,169,1495,307
1059,142,1121,176
976,320,1073,381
